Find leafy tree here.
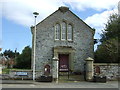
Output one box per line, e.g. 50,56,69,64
3,50,14,57
100,14,120,41
95,14,119,63
2,49,19,68
2,49,19,58
15,46,31,69
95,39,118,63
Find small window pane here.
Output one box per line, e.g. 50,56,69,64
55,24,60,40
61,22,67,40
67,24,73,40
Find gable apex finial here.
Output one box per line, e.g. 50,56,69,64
58,6,69,13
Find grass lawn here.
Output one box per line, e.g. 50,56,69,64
2,68,10,74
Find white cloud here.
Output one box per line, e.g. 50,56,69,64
1,0,119,27
85,8,118,39
0,2,2,44
62,0,119,11
0,0,119,43
1,0,65,27
118,1,120,14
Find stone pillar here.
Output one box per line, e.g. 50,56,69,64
52,57,59,81
85,57,94,81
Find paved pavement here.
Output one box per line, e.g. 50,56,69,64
2,80,33,84
0,80,119,88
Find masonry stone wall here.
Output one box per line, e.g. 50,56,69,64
9,70,33,80
94,63,119,80
2,70,43,80
31,7,94,78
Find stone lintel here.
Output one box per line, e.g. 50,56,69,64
54,46,75,53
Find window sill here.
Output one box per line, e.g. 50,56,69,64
68,40,73,43
55,39,60,41
54,40,73,42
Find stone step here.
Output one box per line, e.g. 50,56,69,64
59,72,70,76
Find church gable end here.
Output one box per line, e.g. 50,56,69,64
31,6,95,81
35,6,94,34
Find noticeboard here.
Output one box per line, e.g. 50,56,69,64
16,72,28,76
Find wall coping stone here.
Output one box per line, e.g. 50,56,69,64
86,57,94,61
94,63,119,66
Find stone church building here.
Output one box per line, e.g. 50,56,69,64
31,7,95,81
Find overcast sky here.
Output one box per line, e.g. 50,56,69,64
0,0,119,53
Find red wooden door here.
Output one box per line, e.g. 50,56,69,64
59,54,69,72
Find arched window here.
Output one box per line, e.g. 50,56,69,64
55,23,60,40
94,66,100,74
44,64,51,76
61,22,67,40
67,24,73,41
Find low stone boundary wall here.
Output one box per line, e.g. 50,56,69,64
9,70,33,80
94,63,119,80
1,74,11,80
1,70,42,80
